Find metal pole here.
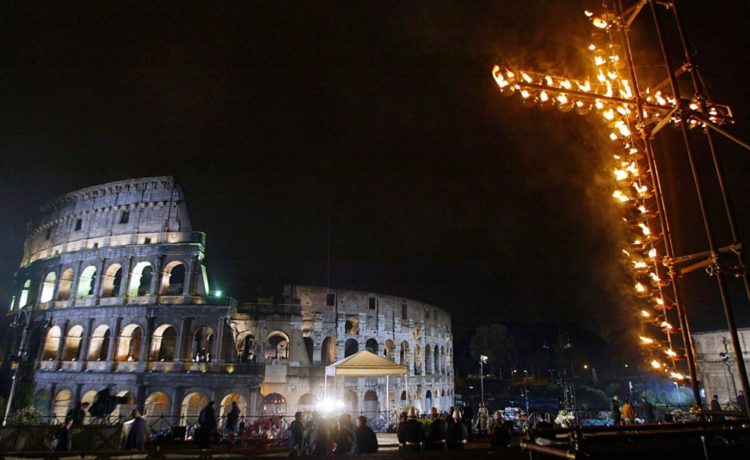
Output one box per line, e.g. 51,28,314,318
649,0,750,419
670,0,750,305
3,311,31,426
480,359,485,405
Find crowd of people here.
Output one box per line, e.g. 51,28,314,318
286,411,379,456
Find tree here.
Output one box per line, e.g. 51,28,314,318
469,324,516,377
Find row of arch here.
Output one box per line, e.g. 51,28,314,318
17,259,190,308
42,323,292,364
322,337,453,376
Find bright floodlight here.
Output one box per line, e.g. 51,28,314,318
480,355,488,364
315,397,345,413
214,290,222,297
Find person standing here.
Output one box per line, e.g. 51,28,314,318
462,404,474,441
610,395,621,426
426,407,448,451
641,397,655,424
710,395,724,422
225,401,240,432
737,390,747,414
401,408,425,452
66,401,89,427
621,399,635,425
477,403,489,437
333,413,357,454
355,416,378,453
288,411,304,457
124,409,146,451
198,401,217,449
490,411,511,450
449,408,468,450
304,412,330,456
53,417,74,452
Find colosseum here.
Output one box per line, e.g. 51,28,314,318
5,176,455,428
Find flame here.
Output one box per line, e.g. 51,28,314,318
655,297,664,306
521,72,533,83
641,309,651,318
545,75,554,86
614,169,628,181
620,80,633,99
615,121,631,137
557,94,569,104
539,91,549,102
492,66,510,88
594,99,604,110
588,43,597,51
648,248,657,259
633,261,648,269
612,190,629,202
577,80,592,92
640,336,654,345
560,80,572,90
649,272,661,282
651,360,662,369
520,89,531,99
665,349,677,357
661,321,673,330
593,17,608,29
639,223,651,236
635,282,646,293
670,371,685,380
603,109,615,120
584,10,594,17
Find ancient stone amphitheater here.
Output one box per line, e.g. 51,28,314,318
6,176,454,427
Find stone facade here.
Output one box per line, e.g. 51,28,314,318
693,328,750,405
6,177,454,426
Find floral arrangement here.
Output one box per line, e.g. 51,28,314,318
8,407,45,425
239,416,288,447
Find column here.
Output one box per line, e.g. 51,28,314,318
66,261,82,308
92,258,107,305
138,317,154,371
79,318,95,368
55,320,69,369
136,384,147,412
212,318,225,364
171,386,185,419
118,257,133,304
105,317,122,369
74,383,84,406
51,264,62,305
186,255,201,296
174,317,192,364
48,383,58,417
149,256,163,297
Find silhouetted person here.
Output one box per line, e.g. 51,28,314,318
304,412,330,456
462,404,474,441
610,395,621,426
333,413,357,454
400,408,425,452
396,411,408,451
426,407,448,451
641,397,655,423
226,401,240,431
124,409,146,451
53,417,74,451
710,395,724,422
355,415,378,453
491,412,511,450
449,408,469,450
198,401,217,449
66,401,89,426
737,391,747,413
288,411,304,457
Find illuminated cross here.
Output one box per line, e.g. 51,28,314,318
490,0,750,416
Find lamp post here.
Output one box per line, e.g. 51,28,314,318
3,307,44,426
480,355,488,405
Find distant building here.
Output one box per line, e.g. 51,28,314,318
693,328,750,405
5,176,454,427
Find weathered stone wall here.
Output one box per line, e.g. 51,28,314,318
6,177,455,426
693,328,750,406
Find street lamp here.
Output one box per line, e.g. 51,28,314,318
479,355,488,405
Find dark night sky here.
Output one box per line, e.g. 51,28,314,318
2,0,749,370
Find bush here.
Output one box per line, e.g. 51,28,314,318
8,406,44,425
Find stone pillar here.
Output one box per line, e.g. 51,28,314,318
212,318,225,364
149,256,163,297
74,383,84,405
79,318,95,367
66,261,82,308
136,384,147,412
183,256,198,296
106,317,122,369
92,258,106,305
55,320,69,368
174,317,192,364
138,317,154,371
171,386,185,419
118,257,133,303
51,264,62,304
48,383,58,417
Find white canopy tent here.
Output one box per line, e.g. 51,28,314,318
324,349,407,418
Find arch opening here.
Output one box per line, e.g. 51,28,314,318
101,264,123,297
40,272,56,303
76,266,97,298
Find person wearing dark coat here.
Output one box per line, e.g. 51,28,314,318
449,408,468,450
54,417,74,452
426,408,448,451
288,411,305,457
355,416,378,453
304,412,330,456
610,395,621,426
462,405,474,441
396,412,408,451
737,391,747,413
198,401,218,449
66,402,89,427
400,408,426,452
641,397,655,423
710,395,724,422
225,401,240,431
124,409,147,451
490,412,511,450
333,413,357,454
